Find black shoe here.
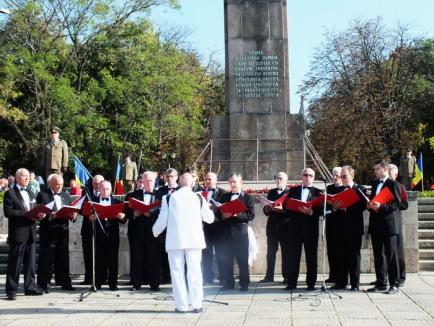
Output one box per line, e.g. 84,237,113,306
369,280,377,286
350,286,360,291
130,286,141,291
203,281,214,286
109,285,118,291
386,286,399,294
284,285,296,291
281,279,288,285
220,285,235,291
192,308,203,313
95,285,102,290
24,289,43,296
330,285,346,290
126,280,133,286
61,285,76,291
259,277,274,283
80,280,91,285
306,286,316,291
161,279,171,285
240,286,249,292
40,285,50,294
150,286,160,292
398,281,405,288
6,293,16,301
367,286,387,292
175,308,187,313
324,278,335,283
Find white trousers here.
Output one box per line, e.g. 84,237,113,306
168,249,203,311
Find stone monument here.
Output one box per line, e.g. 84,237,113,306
211,0,304,180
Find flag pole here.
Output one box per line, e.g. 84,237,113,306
421,153,424,192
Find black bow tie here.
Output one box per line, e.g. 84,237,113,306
378,180,384,184
54,193,61,196
231,192,240,196
19,187,27,191
303,186,311,190
144,192,152,195
207,188,215,192
101,198,109,201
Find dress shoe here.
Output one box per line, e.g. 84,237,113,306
192,308,203,313
130,286,141,291
369,280,377,286
150,286,160,292
220,285,235,291
386,286,399,294
40,285,50,294
306,286,316,291
80,280,91,285
240,286,249,292
109,285,118,291
24,289,43,296
350,286,360,291
281,279,288,285
367,286,387,292
175,308,187,313
330,285,346,290
259,277,274,283
126,280,133,286
95,285,102,290
398,281,405,288
324,278,335,283
6,293,16,301
61,285,76,291
284,285,296,291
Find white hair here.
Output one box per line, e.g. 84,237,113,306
332,167,342,176
389,164,399,174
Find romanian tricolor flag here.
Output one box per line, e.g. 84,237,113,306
411,153,423,189
114,156,124,195
73,155,92,187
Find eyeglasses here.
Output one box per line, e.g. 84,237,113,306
302,174,314,177
341,175,349,179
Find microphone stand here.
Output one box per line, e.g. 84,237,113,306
78,188,105,301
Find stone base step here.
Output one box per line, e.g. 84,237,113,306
418,206,434,213
419,260,434,271
418,229,434,239
419,221,434,229
418,213,434,221
419,249,434,259
418,198,434,204
419,240,434,249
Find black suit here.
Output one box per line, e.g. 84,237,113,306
368,178,402,288
324,184,344,283
94,197,126,287
4,186,39,295
155,185,178,283
397,183,408,285
218,191,255,288
201,187,226,283
36,189,72,288
80,190,99,283
333,184,367,288
282,185,322,288
125,189,162,289
263,187,290,281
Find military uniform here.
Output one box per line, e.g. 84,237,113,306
42,137,68,178
399,155,416,190
121,161,138,194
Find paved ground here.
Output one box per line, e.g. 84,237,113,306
1,273,434,326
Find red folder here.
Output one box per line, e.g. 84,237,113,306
274,193,288,207
308,194,325,209
81,201,92,217
54,205,80,220
285,198,311,212
128,198,161,214
219,199,248,216
371,186,395,205
92,202,125,219
328,188,360,209
26,204,52,220
400,185,408,202
201,191,209,199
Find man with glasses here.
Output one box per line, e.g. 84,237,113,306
42,127,69,179
260,172,290,284
4,168,45,300
282,168,322,291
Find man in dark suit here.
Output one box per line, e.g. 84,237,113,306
389,163,408,287
259,172,290,284
80,174,104,285
126,171,162,291
324,167,343,285
90,180,126,290
4,168,44,300
367,159,402,294
218,173,255,292
282,168,322,291
202,172,226,284
155,168,179,284
330,166,367,291
36,174,77,292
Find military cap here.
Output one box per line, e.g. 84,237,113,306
51,126,61,133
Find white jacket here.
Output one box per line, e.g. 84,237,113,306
152,186,214,251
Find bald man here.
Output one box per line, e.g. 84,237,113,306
36,174,77,292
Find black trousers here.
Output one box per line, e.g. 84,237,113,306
264,225,285,280
397,231,406,284
81,234,93,282
37,228,71,288
221,230,250,288
95,235,119,287
286,221,319,288
160,231,171,283
202,225,224,283
6,238,37,294
371,234,400,287
334,233,363,287
325,218,338,282
130,229,162,289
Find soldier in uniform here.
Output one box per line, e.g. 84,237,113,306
42,127,69,179
121,154,138,194
399,148,417,190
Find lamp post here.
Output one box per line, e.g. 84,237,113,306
161,152,176,169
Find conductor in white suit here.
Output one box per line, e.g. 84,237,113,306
153,172,214,313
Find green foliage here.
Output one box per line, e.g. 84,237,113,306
419,191,434,198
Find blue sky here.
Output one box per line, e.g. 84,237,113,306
150,0,434,113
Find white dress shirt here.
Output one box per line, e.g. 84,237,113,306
301,186,310,202
51,190,63,212
17,185,31,210
375,177,388,196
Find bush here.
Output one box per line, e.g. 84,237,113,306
419,190,434,198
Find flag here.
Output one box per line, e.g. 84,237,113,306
411,153,423,189
73,155,92,187
114,156,124,195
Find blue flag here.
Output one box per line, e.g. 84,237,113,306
73,155,92,187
